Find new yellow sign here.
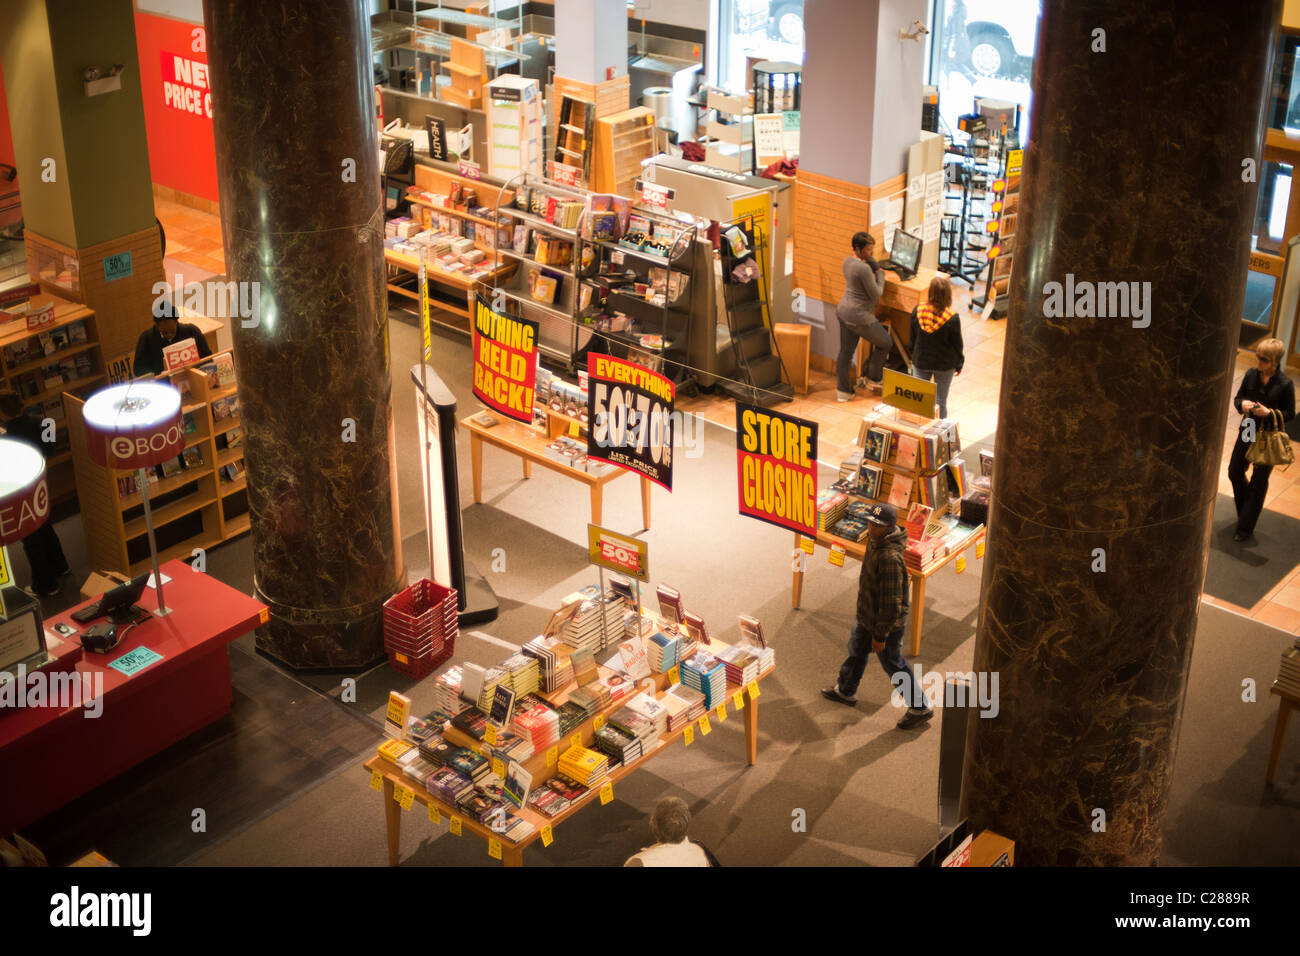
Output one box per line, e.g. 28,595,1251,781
882,368,937,419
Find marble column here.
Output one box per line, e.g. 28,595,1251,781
205,0,404,669
960,0,1277,865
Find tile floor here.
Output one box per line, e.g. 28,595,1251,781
156,200,1300,634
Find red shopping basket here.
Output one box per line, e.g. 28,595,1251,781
383,579,458,679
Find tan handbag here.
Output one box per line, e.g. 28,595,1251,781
1246,409,1294,469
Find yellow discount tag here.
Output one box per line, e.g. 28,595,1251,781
370,770,383,792
716,704,727,722
491,758,505,778
747,680,760,701
976,540,985,559
600,781,614,805
428,804,441,825
395,785,414,810
956,555,967,574
449,816,462,836
684,724,695,746
699,714,711,735
829,544,846,567
799,536,815,554
733,691,745,711
488,838,502,860
571,732,582,750
484,724,498,746
568,422,580,438
667,665,680,684
594,714,606,731
546,745,558,767
258,606,269,625
541,824,554,847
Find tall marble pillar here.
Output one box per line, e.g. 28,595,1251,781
204,0,403,669
960,0,1277,865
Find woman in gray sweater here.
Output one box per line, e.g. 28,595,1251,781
836,232,891,401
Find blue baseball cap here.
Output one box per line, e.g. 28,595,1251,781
865,503,897,527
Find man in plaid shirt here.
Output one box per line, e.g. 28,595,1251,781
822,503,934,729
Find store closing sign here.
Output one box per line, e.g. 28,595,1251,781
160,52,213,119
587,355,675,490
471,295,538,423
735,402,817,536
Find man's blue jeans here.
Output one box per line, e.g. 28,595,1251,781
837,620,930,710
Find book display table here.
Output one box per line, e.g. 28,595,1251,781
0,560,267,834
791,525,986,657
1266,683,1298,787
462,412,652,530
363,635,771,866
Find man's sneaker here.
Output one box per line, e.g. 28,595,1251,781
821,685,857,707
836,390,853,403
33,582,60,597
896,708,934,730
864,378,884,393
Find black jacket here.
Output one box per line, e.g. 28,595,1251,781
856,525,910,638
909,306,964,373
1233,368,1295,434
133,322,212,377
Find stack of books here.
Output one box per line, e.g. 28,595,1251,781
717,645,760,688
817,491,848,532
434,666,463,716
557,745,610,788
905,536,944,572
420,738,457,767
1277,638,1300,695
448,747,490,784
567,683,607,720
840,450,862,482
427,766,475,806
665,684,706,728
502,653,541,698
512,694,560,751
648,630,679,673
656,584,685,627
477,666,506,714
522,635,573,692
680,653,727,708
593,723,643,769
487,730,534,764
625,692,669,736
608,705,657,750
596,673,635,704
451,706,488,741
560,593,608,654
527,777,588,818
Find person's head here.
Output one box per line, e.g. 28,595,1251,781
865,503,897,541
153,299,180,342
1256,338,1285,376
927,275,953,312
0,387,23,420
649,796,691,844
851,231,875,261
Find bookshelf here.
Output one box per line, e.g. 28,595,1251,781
439,37,487,110
593,107,656,197
0,293,106,504
63,349,250,575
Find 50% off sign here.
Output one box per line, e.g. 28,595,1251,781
586,355,675,491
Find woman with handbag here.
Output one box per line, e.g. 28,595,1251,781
1228,338,1295,542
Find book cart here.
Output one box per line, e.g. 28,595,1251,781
0,293,106,503
461,398,652,532
64,350,250,575
363,629,772,866
792,408,985,656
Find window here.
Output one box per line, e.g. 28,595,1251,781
929,0,1040,141
715,0,805,93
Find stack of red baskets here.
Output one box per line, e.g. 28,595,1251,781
382,579,458,679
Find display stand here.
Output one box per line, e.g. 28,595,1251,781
0,294,105,503
593,107,656,197
363,628,772,866
1267,683,1298,786
704,89,753,174
440,37,487,110
64,350,250,575
485,75,544,182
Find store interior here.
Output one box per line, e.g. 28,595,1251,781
1,0,1299,869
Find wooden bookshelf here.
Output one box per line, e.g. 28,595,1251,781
553,96,595,183
0,293,106,504
593,107,656,197
439,37,486,109
63,350,250,575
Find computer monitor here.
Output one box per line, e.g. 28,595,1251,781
99,574,150,620
889,229,923,275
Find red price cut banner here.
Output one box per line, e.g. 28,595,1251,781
735,401,818,536
600,539,638,573
160,51,213,119
471,296,538,423
587,354,675,491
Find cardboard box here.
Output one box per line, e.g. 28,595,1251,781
969,830,1015,867
80,570,130,603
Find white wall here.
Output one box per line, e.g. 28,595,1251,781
134,0,203,22
870,0,927,184
628,0,709,31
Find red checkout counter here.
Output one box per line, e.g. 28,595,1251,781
0,560,267,834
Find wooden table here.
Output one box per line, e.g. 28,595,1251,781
791,525,986,657
364,643,771,866
384,248,513,327
462,413,652,530
1267,683,1299,786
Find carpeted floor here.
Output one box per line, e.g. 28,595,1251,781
1203,494,1300,609
11,304,1300,866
